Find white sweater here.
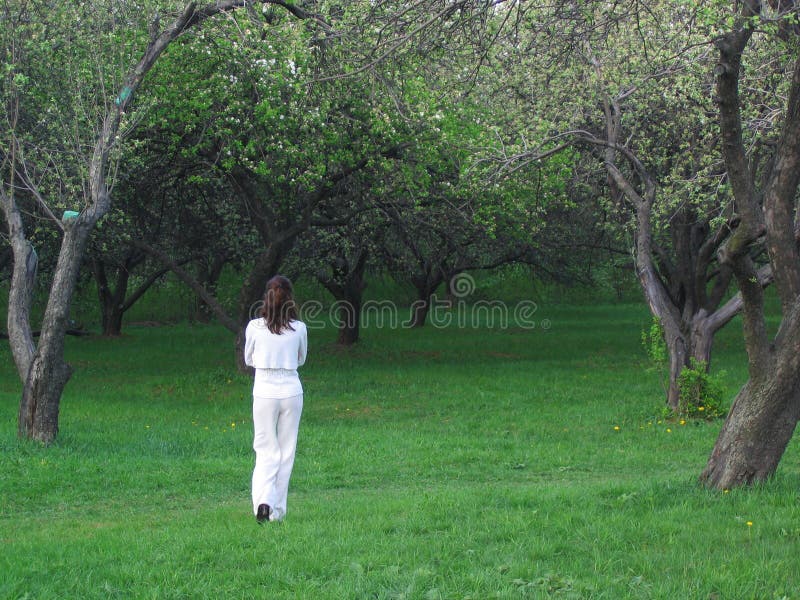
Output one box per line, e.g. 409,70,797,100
244,319,307,398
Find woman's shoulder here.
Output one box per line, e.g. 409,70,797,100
290,319,307,331
247,318,267,330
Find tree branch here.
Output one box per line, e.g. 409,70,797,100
705,263,773,334
131,241,239,333
121,255,198,314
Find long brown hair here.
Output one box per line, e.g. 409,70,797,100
260,275,298,334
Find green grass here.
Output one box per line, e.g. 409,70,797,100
1,304,799,599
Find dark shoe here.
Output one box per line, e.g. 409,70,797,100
256,503,271,524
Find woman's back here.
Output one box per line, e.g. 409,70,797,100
244,319,307,371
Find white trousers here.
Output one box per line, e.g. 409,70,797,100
251,393,303,520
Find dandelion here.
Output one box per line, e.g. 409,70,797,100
666,428,672,433
679,420,686,425
614,425,620,431
231,422,236,428
724,489,730,494
747,521,753,527
698,406,705,412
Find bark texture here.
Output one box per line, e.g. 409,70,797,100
18,221,95,442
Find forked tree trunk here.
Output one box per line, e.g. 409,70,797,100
95,261,130,337
18,222,92,442
698,5,800,487
408,274,443,328
661,311,726,411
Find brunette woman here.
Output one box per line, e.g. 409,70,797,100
244,275,307,523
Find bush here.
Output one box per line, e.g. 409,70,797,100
676,358,726,420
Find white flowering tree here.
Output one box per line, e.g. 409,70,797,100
127,10,415,367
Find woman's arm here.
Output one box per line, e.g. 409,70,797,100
297,324,308,366
243,322,256,367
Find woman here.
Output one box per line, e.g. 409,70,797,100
244,275,307,523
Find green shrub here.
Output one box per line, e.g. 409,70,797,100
676,358,726,420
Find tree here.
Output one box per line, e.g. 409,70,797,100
461,1,777,410
699,0,800,488
131,8,411,368
0,0,325,443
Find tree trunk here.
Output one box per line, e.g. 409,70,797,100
699,10,800,488
5,233,37,381
197,252,229,323
336,259,367,345
408,274,442,328
235,245,287,372
663,307,738,411
408,296,431,328
93,259,131,337
101,300,125,337
690,317,714,367
18,343,72,443
336,294,362,345
18,223,91,443
664,327,690,411
700,366,800,488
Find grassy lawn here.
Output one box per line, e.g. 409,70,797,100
1,303,799,599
